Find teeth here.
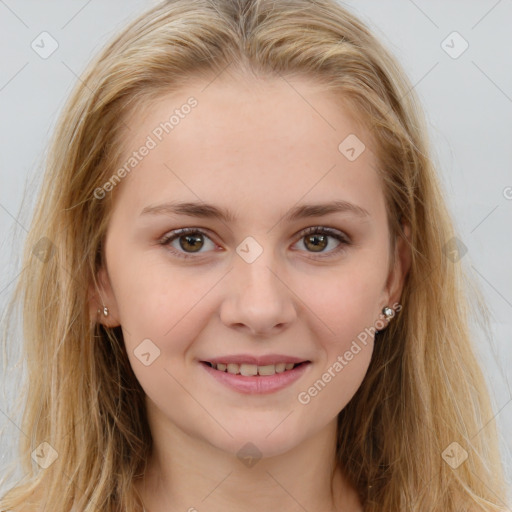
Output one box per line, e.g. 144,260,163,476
240,363,258,376
208,361,301,376
275,363,286,373
227,363,239,374
258,364,276,376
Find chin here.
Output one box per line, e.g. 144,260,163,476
207,423,308,461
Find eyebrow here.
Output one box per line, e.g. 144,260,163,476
140,200,370,223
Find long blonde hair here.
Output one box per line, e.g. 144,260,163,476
1,0,508,510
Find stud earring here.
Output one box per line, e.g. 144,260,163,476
382,306,394,319
375,304,400,335
97,306,109,317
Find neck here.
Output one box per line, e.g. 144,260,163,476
135,402,362,512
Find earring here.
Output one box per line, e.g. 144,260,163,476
382,306,394,319
376,304,399,335
97,306,109,317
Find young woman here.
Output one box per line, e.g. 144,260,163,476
1,0,509,510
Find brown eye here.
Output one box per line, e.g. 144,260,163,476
159,228,216,259
179,233,204,252
294,226,351,258
303,233,329,252
159,226,351,261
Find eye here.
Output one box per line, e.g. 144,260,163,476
292,226,351,258
159,228,216,259
158,226,351,260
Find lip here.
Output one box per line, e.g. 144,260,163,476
200,360,311,394
200,354,309,366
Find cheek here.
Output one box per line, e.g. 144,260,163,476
293,284,377,423
109,252,220,366
114,264,216,415
290,259,384,412
300,257,385,346
115,270,197,330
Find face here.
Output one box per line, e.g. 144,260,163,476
92,73,409,458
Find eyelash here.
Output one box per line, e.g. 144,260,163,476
158,226,351,260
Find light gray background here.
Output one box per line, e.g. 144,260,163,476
1,0,511,502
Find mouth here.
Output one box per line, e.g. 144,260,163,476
200,361,310,376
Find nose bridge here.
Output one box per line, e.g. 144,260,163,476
219,238,296,334
234,240,286,303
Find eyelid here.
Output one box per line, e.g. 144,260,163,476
299,226,351,244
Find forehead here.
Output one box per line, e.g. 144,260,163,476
110,73,384,222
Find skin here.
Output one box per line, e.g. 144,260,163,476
90,71,411,512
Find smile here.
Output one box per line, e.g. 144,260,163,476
202,361,305,376
200,360,311,394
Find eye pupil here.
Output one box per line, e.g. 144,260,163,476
305,234,328,252
180,234,204,252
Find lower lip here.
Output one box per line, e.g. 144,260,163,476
200,362,311,394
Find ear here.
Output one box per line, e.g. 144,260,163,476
382,220,412,308
88,265,121,328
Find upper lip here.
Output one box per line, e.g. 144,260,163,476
200,354,309,366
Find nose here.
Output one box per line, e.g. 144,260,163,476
219,253,298,337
